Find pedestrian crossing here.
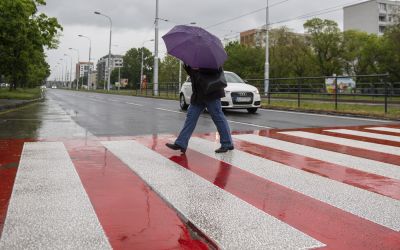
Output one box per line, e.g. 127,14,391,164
0,124,399,249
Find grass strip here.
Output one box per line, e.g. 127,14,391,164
0,88,42,100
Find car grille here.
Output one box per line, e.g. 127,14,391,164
231,92,253,105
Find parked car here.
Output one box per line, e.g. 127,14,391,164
51,85,57,89
179,71,261,113
0,83,9,88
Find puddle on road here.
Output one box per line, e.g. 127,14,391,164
0,97,93,140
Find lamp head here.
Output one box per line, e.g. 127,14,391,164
94,11,101,15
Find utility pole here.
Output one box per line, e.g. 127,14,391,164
264,0,270,96
94,11,112,91
78,35,92,90
153,0,159,96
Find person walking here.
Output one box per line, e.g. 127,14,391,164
166,64,234,153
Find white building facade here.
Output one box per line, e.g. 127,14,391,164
344,0,400,35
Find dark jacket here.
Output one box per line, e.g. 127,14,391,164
183,65,225,105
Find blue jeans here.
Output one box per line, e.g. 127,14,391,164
175,99,233,150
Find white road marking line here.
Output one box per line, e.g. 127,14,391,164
227,120,272,129
0,142,111,250
102,140,324,249
365,127,400,134
155,108,184,113
279,131,400,156
258,109,392,122
190,137,400,232
325,129,400,143
125,102,144,106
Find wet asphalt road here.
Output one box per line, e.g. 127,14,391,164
0,89,396,139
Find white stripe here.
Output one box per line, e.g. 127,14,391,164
366,127,400,134
0,142,111,250
227,120,272,129
189,137,400,232
125,102,144,106
233,134,400,180
259,109,392,122
279,131,400,156
155,107,183,113
102,140,324,249
324,129,400,143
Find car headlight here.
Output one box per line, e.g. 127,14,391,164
253,89,259,94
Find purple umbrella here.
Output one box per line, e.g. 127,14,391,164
162,25,227,69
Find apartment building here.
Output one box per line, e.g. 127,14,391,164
96,55,123,84
344,0,400,35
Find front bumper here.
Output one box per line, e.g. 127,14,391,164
221,92,261,109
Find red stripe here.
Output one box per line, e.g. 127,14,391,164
258,130,400,166
0,139,30,237
137,136,400,250
359,127,400,137
64,139,209,250
226,136,400,200
318,130,400,147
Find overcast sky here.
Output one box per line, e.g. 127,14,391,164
41,0,367,80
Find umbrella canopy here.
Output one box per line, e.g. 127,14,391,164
162,25,227,69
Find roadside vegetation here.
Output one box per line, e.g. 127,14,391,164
0,88,42,100
0,0,62,90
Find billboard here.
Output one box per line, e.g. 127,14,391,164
325,77,356,94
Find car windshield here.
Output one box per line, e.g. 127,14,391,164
224,72,245,83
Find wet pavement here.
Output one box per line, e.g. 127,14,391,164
0,90,400,249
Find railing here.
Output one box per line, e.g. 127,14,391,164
131,82,180,98
119,74,399,115
246,74,399,114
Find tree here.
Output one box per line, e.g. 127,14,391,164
121,47,153,89
159,55,180,83
269,27,318,78
0,0,62,90
224,41,265,79
304,18,343,76
378,13,400,81
342,30,381,76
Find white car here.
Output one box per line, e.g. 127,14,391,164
179,71,261,113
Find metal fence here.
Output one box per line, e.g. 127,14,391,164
129,74,399,114
246,74,400,114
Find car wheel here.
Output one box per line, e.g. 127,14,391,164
180,94,189,110
247,108,258,114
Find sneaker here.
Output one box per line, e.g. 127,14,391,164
165,143,186,153
215,146,234,153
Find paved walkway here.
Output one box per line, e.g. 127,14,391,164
0,124,400,249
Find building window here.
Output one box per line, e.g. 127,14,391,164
379,25,386,33
379,15,386,22
379,3,387,11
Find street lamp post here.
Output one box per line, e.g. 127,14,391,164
140,39,154,89
64,54,73,88
63,54,69,88
69,47,80,90
94,11,112,91
59,58,64,87
78,34,92,90
264,0,270,96
153,0,159,96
